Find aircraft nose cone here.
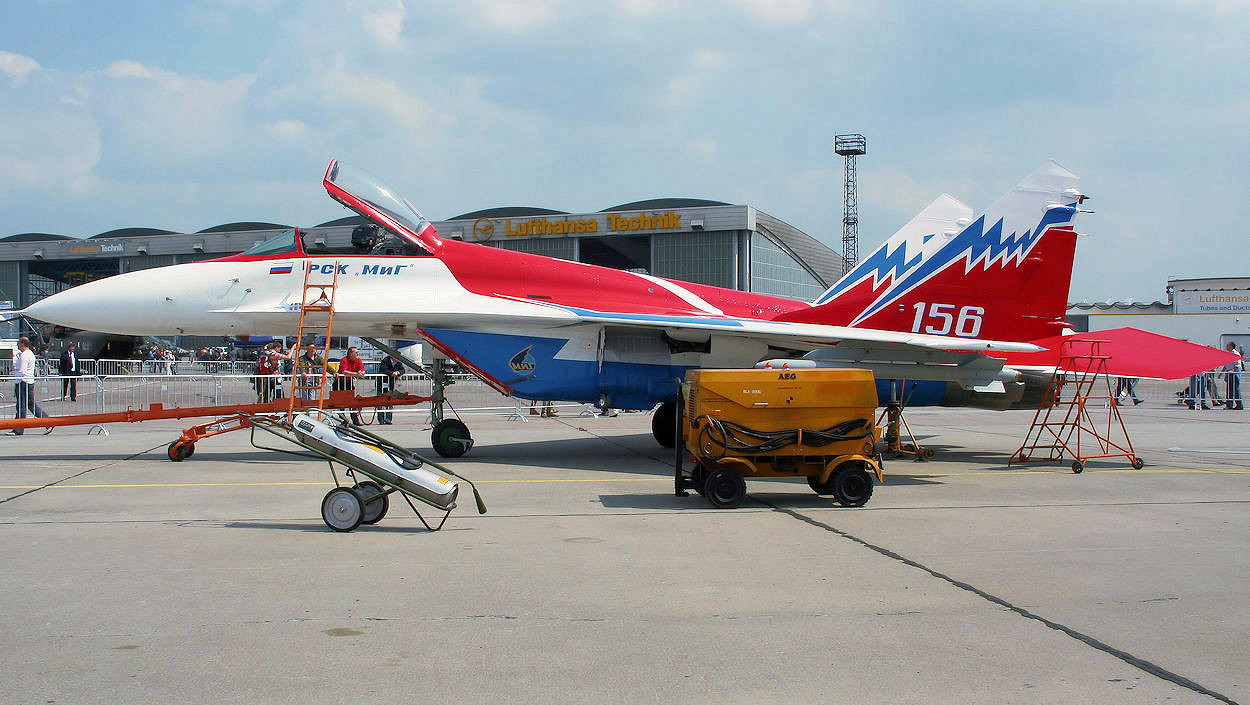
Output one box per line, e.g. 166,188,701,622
24,271,162,334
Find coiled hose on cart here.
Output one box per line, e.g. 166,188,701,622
695,416,874,460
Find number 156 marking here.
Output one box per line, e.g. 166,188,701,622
910,303,984,337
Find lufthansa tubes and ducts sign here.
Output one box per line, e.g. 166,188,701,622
470,211,683,242
1175,290,1250,314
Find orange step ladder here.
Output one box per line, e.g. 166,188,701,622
288,261,340,420
1009,338,1143,473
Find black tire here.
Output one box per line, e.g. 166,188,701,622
703,466,746,508
167,441,188,462
832,463,874,507
321,487,364,532
1131,457,1144,470
1071,461,1084,474
183,443,195,458
652,401,677,448
807,475,835,496
431,418,472,458
354,481,389,525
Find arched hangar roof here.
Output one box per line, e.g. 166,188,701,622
197,221,291,233
1,232,74,242
600,198,730,212
89,227,177,240
449,206,569,220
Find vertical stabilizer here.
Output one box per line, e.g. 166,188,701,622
776,161,1084,342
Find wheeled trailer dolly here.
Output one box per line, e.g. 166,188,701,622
674,368,884,509
245,410,486,532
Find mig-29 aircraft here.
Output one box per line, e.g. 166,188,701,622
24,159,1235,452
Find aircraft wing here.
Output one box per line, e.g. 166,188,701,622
993,327,1240,379
501,300,1041,354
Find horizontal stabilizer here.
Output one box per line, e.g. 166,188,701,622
995,327,1241,380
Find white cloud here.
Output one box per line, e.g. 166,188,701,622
265,119,312,143
468,0,558,32
0,51,40,85
104,60,154,80
617,0,664,16
729,0,813,25
358,0,406,50
686,138,718,161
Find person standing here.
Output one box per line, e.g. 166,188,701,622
9,337,51,435
377,354,404,425
1225,342,1244,411
254,344,278,403
1114,376,1142,405
59,342,80,401
336,346,367,424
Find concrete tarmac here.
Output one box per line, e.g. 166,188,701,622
1,404,1247,704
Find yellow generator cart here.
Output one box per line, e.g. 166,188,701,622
674,368,883,509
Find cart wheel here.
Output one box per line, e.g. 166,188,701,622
652,401,677,448
431,419,472,458
354,481,389,525
183,443,195,458
807,475,835,496
703,466,746,508
922,447,936,459
1071,461,1084,474
1131,457,1145,470
832,463,874,507
321,487,364,532
167,441,188,462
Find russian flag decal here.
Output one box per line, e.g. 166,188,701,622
269,262,293,275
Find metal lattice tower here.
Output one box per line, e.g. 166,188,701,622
834,134,866,274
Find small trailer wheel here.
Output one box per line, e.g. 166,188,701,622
431,419,472,458
183,443,195,458
167,441,188,462
703,466,746,508
807,475,835,496
1071,461,1084,474
321,487,365,532
832,463,874,507
1131,457,1144,470
354,481,389,525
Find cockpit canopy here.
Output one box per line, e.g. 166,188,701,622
238,226,427,258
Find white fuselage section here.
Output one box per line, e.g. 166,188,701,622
24,257,578,338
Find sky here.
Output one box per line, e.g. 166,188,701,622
1,0,1248,304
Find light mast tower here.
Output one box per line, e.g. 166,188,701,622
834,133,866,275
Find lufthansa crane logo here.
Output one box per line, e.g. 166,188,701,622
509,345,537,373
473,217,495,242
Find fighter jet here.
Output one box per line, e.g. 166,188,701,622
23,160,1235,450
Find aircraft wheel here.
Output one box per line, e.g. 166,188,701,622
431,419,472,458
1131,457,1145,470
354,481,389,525
167,441,189,462
832,462,874,507
321,487,364,532
1071,461,1084,474
703,466,746,508
652,401,677,448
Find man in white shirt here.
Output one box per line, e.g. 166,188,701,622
9,337,51,436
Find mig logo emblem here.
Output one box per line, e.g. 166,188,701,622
509,346,537,373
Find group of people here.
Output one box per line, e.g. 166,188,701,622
249,343,407,425
1181,342,1245,410
139,346,180,374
